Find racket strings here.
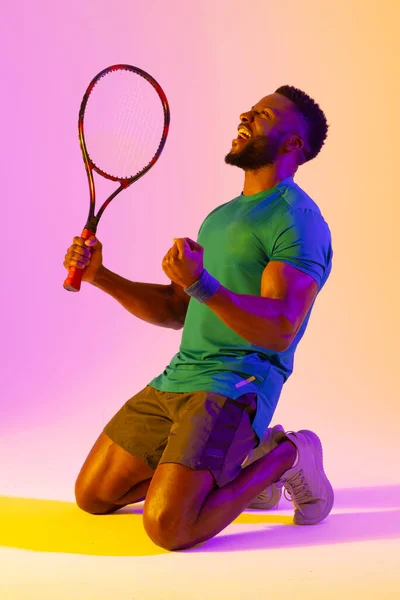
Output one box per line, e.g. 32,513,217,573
121,90,147,176
83,69,166,179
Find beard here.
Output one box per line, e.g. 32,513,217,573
224,134,282,171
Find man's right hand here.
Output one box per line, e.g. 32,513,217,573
63,235,104,284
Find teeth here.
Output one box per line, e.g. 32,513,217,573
238,128,251,139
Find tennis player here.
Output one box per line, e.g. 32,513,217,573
65,85,334,551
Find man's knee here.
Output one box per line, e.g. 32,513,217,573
74,480,116,514
143,510,187,551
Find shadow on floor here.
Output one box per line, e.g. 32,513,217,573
0,485,399,556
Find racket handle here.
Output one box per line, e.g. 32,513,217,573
63,228,96,292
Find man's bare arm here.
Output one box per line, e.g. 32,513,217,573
204,261,319,352
91,266,188,330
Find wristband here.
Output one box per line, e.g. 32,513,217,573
184,269,220,303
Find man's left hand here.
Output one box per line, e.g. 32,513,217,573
162,237,204,289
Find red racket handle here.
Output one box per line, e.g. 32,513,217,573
63,228,96,292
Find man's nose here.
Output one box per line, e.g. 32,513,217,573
240,111,254,123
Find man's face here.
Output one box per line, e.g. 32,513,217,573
225,93,300,171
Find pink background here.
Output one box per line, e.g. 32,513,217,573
1,0,399,506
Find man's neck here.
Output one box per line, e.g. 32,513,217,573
242,165,296,196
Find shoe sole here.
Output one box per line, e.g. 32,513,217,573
293,429,335,526
242,424,285,469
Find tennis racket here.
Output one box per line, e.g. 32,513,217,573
63,64,170,292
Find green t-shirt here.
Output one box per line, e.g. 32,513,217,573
148,176,333,442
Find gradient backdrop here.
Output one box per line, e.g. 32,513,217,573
1,0,399,508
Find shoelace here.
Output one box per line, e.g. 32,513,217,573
278,469,313,505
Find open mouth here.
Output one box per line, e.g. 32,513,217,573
237,126,252,140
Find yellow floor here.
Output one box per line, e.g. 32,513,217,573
1,489,399,600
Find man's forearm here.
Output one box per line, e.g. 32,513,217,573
91,266,182,330
203,285,292,351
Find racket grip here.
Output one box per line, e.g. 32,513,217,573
63,228,96,292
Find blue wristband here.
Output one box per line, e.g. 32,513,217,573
184,269,220,303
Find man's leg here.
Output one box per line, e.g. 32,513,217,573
75,432,156,515
143,437,296,551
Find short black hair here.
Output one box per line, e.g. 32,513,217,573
275,85,329,164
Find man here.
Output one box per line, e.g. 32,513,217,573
66,85,334,551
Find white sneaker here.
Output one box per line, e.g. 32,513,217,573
243,424,286,510
276,429,334,525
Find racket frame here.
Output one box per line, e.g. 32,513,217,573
64,64,170,292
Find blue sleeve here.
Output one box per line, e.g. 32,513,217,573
269,208,333,290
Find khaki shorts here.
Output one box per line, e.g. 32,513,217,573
103,385,260,488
